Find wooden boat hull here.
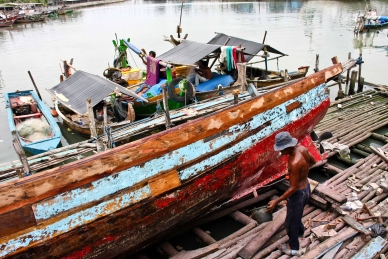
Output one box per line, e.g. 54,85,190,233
0,64,342,258
196,67,308,101
14,17,45,23
4,90,61,155
0,14,18,27
55,101,136,137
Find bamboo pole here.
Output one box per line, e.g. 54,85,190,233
161,84,172,129
27,71,43,100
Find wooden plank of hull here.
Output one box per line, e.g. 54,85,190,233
0,96,330,258
0,64,341,216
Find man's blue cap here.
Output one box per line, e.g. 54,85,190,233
274,131,298,151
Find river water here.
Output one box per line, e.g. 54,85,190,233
0,0,387,164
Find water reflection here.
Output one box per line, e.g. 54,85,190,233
352,31,388,52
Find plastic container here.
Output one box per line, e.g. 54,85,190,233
251,206,273,224
121,68,142,85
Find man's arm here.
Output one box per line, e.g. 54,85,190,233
267,161,301,212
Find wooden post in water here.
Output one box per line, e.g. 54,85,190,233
314,54,319,72
349,70,358,95
357,77,364,93
357,53,364,92
63,60,70,78
103,105,107,127
11,130,30,177
27,71,43,100
162,84,172,129
345,52,351,95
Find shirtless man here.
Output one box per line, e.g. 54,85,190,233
267,131,316,256
189,60,212,86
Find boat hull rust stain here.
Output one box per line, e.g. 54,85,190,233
0,63,343,258
0,94,330,258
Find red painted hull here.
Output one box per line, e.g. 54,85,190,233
59,98,330,259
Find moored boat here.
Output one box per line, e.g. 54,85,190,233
0,58,351,258
4,90,61,155
114,34,309,117
0,13,18,27
14,13,45,23
48,70,146,136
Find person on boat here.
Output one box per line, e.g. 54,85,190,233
266,131,316,256
367,9,372,24
188,59,212,86
141,50,156,66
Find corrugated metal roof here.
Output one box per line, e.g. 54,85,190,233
157,40,222,65
47,70,146,115
207,33,286,61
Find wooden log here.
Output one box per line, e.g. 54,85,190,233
192,189,278,227
349,70,358,95
230,211,256,225
192,227,216,245
11,130,30,176
299,227,361,259
170,243,219,259
237,208,287,258
159,241,179,256
370,146,388,164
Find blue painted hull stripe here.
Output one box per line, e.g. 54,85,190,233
32,84,327,222
0,186,151,257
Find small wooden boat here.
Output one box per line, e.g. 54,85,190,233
4,90,61,155
14,13,45,23
110,34,309,116
0,57,355,258
0,13,18,27
48,70,146,137
354,5,388,32
57,8,74,15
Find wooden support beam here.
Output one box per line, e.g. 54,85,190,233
192,227,216,245
237,208,287,258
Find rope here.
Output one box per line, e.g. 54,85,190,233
128,48,139,68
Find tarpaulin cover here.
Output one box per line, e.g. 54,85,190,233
157,40,223,65
47,70,146,115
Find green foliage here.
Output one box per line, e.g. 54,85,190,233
0,0,45,5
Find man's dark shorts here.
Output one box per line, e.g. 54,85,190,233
285,184,310,250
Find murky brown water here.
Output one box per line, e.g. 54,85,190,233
1,0,387,163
